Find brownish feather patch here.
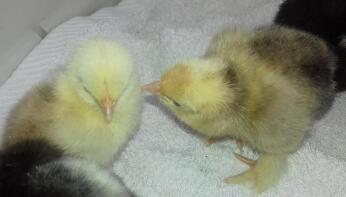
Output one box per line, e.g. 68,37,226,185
3,84,55,147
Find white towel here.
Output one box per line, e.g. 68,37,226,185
1,0,345,196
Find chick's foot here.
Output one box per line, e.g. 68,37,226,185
224,154,287,193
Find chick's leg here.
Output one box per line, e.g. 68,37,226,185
224,153,287,193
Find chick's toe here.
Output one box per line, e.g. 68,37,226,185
234,152,257,167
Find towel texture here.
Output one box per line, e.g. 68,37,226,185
0,0,345,196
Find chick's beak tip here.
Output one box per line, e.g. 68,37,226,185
100,97,115,122
142,81,161,95
104,106,113,122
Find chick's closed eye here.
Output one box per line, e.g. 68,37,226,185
161,95,182,107
167,96,179,106
172,100,181,107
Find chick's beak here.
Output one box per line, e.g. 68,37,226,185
100,96,115,122
142,81,161,95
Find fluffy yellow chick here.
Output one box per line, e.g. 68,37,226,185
2,38,142,167
144,26,336,192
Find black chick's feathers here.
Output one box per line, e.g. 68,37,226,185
275,0,346,91
0,139,135,197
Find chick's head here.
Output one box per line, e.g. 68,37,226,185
65,38,133,122
144,59,236,117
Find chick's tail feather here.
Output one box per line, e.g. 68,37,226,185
225,154,287,193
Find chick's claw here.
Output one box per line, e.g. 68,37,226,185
234,152,257,167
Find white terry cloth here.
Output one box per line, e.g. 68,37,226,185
1,0,346,196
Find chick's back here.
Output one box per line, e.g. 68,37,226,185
205,26,336,153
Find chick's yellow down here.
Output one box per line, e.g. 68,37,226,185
3,38,142,167
144,26,336,192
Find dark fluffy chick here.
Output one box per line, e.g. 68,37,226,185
275,0,346,91
0,139,135,197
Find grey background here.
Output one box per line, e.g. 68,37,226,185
0,0,120,85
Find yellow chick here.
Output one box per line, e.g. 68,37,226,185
2,38,142,168
143,26,336,192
